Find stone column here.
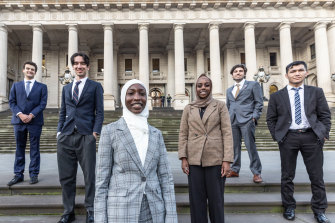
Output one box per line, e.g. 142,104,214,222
138,23,149,91
103,23,115,110
166,45,175,103
195,44,205,76
209,22,224,100
314,22,332,95
244,22,258,80
67,24,78,72
174,23,189,110
31,24,43,82
0,24,8,111
279,22,293,83
327,21,335,75
113,46,119,106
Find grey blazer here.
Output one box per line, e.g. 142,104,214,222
94,118,178,223
226,80,263,124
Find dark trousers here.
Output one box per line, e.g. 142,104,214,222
279,131,328,213
57,131,96,215
13,124,42,178
231,119,262,175
188,165,226,223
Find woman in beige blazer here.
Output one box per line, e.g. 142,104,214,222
178,74,234,223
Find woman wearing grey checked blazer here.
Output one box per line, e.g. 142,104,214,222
94,79,178,223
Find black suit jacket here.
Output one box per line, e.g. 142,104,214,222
266,85,331,143
57,78,104,135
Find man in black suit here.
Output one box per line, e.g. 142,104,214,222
57,52,104,223
267,61,331,223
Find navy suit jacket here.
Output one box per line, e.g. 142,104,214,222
266,85,331,144
9,80,48,127
57,79,104,135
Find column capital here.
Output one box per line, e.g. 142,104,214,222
314,21,329,31
0,24,8,33
66,23,78,31
103,23,114,31
166,44,174,51
277,22,294,30
208,22,221,30
244,22,257,30
138,23,149,31
30,23,44,32
174,23,185,31
195,43,206,51
328,21,335,30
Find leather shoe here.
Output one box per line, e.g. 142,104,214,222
29,176,38,184
86,210,94,223
7,175,23,186
314,212,331,223
226,170,239,178
283,208,295,220
253,174,263,183
58,213,75,223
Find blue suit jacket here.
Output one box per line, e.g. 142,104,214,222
9,80,48,127
57,79,104,135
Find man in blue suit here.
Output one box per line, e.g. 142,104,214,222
226,64,263,183
57,52,104,223
8,61,48,186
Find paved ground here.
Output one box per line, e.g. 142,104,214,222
0,151,335,222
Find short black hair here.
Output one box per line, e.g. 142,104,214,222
70,52,90,66
285,61,307,74
230,64,247,75
23,61,38,72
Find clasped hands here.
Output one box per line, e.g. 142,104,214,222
181,157,230,177
19,113,34,123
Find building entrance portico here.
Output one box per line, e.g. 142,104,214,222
1,1,335,111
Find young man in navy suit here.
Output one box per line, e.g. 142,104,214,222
57,52,104,223
8,61,48,186
267,61,331,223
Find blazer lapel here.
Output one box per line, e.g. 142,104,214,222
143,126,158,173
236,81,248,98
117,118,145,173
190,106,206,132
78,79,90,104
279,87,292,116
227,86,235,101
202,101,217,125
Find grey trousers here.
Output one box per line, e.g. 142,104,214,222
57,131,96,215
231,119,262,175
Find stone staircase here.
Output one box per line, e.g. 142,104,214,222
0,108,335,153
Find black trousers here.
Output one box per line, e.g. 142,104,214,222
188,165,226,223
279,131,328,213
57,131,96,215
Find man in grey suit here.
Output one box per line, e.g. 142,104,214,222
226,64,263,183
57,52,104,223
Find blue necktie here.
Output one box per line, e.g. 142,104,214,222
293,87,301,125
25,81,31,97
73,81,81,104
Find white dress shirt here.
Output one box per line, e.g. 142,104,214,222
231,79,246,96
24,78,35,93
71,77,88,100
287,84,311,129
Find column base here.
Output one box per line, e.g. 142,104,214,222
0,97,9,112
173,95,189,110
212,93,225,102
104,94,116,111
325,93,335,107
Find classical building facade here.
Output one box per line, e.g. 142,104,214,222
1,0,335,110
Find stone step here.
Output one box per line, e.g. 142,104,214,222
1,192,335,215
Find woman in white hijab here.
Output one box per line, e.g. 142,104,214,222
94,79,178,223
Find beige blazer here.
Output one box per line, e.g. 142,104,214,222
178,99,234,167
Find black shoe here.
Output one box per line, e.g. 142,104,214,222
283,207,295,220
29,176,38,184
314,212,331,223
7,175,23,186
58,213,75,223
86,210,94,223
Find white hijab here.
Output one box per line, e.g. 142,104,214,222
121,79,149,166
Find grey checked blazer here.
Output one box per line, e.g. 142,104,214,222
94,118,178,223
